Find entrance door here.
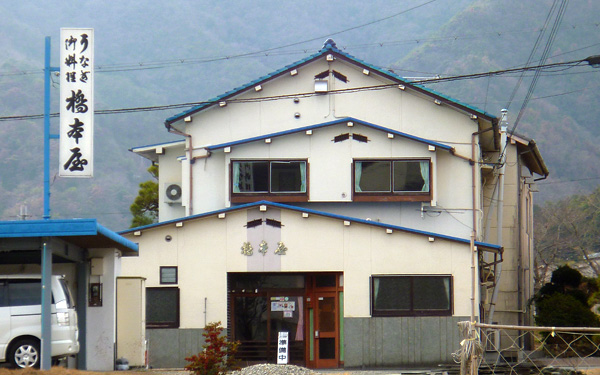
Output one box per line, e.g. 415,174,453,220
313,291,338,368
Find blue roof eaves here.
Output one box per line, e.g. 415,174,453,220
96,223,139,253
205,117,453,152
129,139,185,152
165,41,497,127
0,219,98,238
165,49,326,125
121,200,501,251
325,46,497,120
0,219,138,253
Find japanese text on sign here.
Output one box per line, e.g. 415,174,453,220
59,28,94,177
277,332,289,364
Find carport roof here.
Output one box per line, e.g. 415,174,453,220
0,219,138,255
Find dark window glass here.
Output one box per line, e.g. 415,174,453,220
229,274,305,291
413,276,450,310
271,162,304,193
8,280,41,306
315,275,337,288
355,161,390,192
146,287,179,328
393,161,427,192
235,162,269,193
232,161,306,195
319,338,336,359
355,160,430,195
0,282,6,307
160,266,178,284
371,275,451,317
235,296,268,341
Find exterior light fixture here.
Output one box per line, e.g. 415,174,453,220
219,101,227,107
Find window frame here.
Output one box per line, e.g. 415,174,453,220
230,159,309,203
370,275,453,317
353,158,432,202
146,287,180,328
160,266,178,285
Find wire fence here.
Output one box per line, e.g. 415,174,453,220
454,321,600,375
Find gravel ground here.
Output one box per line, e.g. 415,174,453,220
229,364,317,375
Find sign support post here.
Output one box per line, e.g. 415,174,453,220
43,36,60,219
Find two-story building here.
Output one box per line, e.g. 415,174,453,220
119,40,547,369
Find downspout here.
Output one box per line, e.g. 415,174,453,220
487,110,508,324
165,122,211,216
471,124,496,323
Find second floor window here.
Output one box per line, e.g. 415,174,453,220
231,160,308,202
354,159,430,199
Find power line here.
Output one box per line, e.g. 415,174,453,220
1,56,594,123
0,0,439,78
3,22,599,78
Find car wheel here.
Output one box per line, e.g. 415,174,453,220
9,339,40,368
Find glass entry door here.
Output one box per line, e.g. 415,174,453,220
313,291,338,368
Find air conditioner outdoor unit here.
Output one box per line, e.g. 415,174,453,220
164,183,182,204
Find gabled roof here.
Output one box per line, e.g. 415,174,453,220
508,132,549,178
0,219,139,255
120,200,502,253
164,39,498,129
130,139,185,163
206,117,454,152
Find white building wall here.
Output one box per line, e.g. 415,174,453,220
122,207,477,329
85,249,119,371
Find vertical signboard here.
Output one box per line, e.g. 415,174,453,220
59,28,93,177
277,331,289,364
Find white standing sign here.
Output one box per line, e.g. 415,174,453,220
277,331,289,364
59,28,94,177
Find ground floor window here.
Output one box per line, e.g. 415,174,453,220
146,287,179,328
371,275,452,317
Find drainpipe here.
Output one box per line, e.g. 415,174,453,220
471,124,497,323
487,110,508,324
165,122,211,216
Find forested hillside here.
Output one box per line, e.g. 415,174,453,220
0,0,598,230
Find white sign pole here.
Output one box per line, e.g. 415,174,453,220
59,28,94,177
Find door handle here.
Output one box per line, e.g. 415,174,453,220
315,330,319,338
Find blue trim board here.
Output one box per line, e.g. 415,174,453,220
121,201,501,252
0,219,138,253
206,117,453,152
165,40,497,126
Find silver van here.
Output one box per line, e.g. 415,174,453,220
0,275,80,368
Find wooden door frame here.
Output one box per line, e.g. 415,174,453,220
304,273,343,369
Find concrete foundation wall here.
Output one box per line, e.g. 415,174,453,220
344,316,468,367
147,328,206,369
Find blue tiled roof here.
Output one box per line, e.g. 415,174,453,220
206,117,454,152
165,40,497,125
120,200,501,252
